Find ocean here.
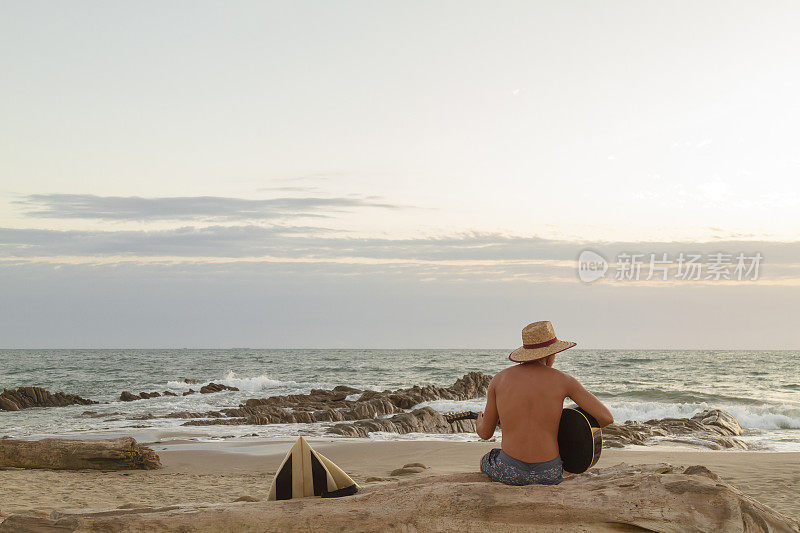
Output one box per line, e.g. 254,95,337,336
1,349,798,450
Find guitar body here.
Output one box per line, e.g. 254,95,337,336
444,406,602,474
558,407,602,473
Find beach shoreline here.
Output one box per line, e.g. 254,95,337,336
2,438,798,523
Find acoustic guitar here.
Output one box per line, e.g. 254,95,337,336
444,406,602,474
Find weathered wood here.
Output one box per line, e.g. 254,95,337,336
1,464,797,532
0,437,161,470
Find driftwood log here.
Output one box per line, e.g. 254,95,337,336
0,437,160,470
1,464,796,532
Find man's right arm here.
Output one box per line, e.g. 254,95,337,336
476,377,500,440
563,373,614,427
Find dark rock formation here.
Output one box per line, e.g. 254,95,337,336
0,397,19,411
81,411,122,418
0,437,161,470
199,382,239,394
119,384,235,402
119,391,139,402
328,407,476,437
603,409,747,449
4,464,796,532
0,387,97,411
180,372,491,428
164,411,224,419
163,372,748,452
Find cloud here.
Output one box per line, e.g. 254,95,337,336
0,226,561,261
15,194,403,221
1,225,799,277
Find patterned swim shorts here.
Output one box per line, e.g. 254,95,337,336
480,448,563,486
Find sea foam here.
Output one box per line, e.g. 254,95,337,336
167,371,297,394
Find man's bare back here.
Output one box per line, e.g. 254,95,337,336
476,356,613,463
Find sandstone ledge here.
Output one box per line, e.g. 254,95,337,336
2,463,796,532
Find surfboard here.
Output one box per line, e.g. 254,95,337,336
268,436,359,500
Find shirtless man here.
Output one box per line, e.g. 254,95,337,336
476,321,613,485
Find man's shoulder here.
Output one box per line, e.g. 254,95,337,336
497,364,571,380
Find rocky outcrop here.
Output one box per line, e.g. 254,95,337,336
119,383,238,402
181,372,490,427
163,373,749,451
3,464,796,532
119,391,140,402
199,382,239,394
0,437,161,470
120,391,166,402
0,387,97,411
603,409,747,449
328,407,476,437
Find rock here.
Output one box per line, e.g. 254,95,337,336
164,411,219,419
0,397,20,411
183,379,199,385
119,391,140,402
0,387,96,410
157,373,752,453
233,496,261,502
0,437,161,470
683,464,720,480
4,464,796,532
120,391,166,401
199,382,240,394
603,409,748,450
188,373,491,427
182,418,249,426
333,385,361,393
365,476,388,482
119,389,191,401
328,407,474,437
403,462,427,469
390,466,426,475
128,413,155,420
692,409,743,436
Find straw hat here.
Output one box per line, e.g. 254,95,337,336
509,321,576,363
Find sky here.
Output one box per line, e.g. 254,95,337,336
1,1,799,348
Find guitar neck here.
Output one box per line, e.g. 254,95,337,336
443,410,480,423
444,407,599,429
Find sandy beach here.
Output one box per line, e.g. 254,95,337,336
2,438,798,525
